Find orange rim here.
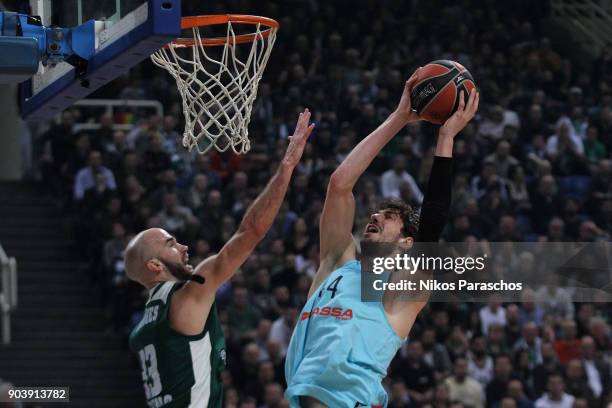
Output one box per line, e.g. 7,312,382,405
169,14,279,47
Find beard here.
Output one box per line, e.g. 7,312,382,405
159,258,193,281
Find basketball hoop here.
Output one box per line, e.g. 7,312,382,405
151,15,279,154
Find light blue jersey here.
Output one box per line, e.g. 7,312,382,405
285,260,404,408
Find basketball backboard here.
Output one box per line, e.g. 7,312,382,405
21,0,181,120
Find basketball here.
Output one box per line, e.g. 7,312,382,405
410,60,477,125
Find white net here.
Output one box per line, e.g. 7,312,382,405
151,20,277,154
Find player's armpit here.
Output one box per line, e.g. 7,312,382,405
168,282,215,336
167,254,220,335
308,241,356,299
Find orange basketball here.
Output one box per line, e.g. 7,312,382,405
409,60,477,125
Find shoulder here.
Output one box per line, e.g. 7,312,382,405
150,282,182,304
76,167,90,177
270,318,286,334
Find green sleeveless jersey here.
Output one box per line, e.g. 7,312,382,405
129,282,226,408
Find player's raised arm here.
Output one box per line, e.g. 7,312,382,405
326,71,421,192
418,90,480,242
386,90,480,338
312,72,422,295
171,110,314,334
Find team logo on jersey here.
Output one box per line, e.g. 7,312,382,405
301,307,353,321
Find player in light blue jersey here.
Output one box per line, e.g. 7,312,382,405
285,70,480,407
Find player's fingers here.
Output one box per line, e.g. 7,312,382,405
305,123,315,138
408,67,421,82
296,111,307,131
468,90,477,110
406,67,421,88
296,123,315,144
457,91,466,113
304,109,311,123
468,91,479,116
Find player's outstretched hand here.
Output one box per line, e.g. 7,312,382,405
439,90,480,138
394,67,422,124
282,109,315,168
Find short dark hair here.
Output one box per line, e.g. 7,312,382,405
375,198,419,238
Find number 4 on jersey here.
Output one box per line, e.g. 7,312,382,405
319,275,343,299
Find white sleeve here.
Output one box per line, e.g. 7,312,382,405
73,169,86,200
268,319,288,356
546,136,558,156
380,171,396,198
402,173,424,204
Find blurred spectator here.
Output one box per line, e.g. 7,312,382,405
486,354,515,408
380,154,423,205
151,192,199,239
421,328,452,381
533,342,564,397
579,336,609,400
546,118,584,158
514,322,543,368
485,140,520,179
73,150,117,200
535,280,574,322
553,320,581,364
444,357,484,408
268,301,299,358
227,287,262,344
519,290,545,326
187,173,209,211
260,382,287,408
468,336,494,385
142,132,172,184
446,325,470,362
506,379,535,408
497,398,519,408
391,341,435,406
488,324,510,358
534,374,574,408
563,359,595,406
80,172,116,215
479,105,518,142
480,301,507,335
506,166,531,213
530,175,562,234
505,304,523,347
388,380,413,408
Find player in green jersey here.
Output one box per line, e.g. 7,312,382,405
125,109,315,408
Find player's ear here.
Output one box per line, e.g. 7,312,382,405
146,258,164,274
398,236,414,250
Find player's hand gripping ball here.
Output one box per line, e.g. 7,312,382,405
409,60,477,125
